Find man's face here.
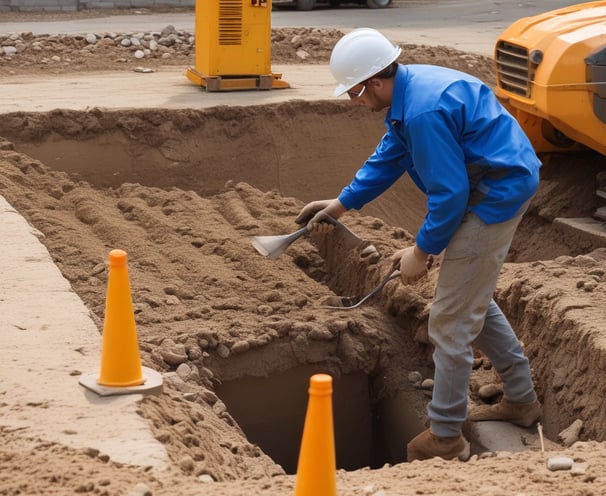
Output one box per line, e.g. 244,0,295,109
346,80,388,112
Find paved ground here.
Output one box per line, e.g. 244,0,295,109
0,65,336,113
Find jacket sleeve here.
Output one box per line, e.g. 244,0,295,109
338,130,411,211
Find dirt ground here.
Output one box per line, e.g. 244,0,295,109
1,10,606,496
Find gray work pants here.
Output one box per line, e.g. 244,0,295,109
427,207,537,438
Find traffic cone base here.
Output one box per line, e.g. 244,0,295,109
79,366,163,397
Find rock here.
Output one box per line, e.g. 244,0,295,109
176,363,192,380
165,294,180,305
294,295,308,308
158,342,188,366
231,340,250,354
407,371,422,386
420,378,434,390
216,343,230,358
571,462,588,476
128,482,152,496
179,455,195,473
547,456,574,471
558,419,583,447
186,343,202,360
161,25,177,36
296,49,310,60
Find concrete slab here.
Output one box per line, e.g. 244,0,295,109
468,421,541,455
553,217,606,246
0,196,169,469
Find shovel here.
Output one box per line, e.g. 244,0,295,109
321,268,400,310
251,216,364,260
251,226,308,260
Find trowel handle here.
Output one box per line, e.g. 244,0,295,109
264,226,308,259
285,226,309,244
310,212,339,227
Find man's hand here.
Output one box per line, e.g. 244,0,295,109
295,200,332,225
391,245,429,283
295,199,347,234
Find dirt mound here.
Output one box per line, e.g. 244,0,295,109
1,22,606,496
0,26,495,84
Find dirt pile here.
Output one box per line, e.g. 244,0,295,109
0,23,606,496
0,25,495,83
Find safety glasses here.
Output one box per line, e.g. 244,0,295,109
347,84,366,99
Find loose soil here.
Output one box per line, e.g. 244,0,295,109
1,11,606,496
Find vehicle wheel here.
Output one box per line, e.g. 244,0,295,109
366,0,391,8
329,0,340,6
296,0,315,10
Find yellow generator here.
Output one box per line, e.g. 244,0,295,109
186,0,289,91
494,1,606,155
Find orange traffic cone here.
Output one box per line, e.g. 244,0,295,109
98,249,143,387
79,249,163,396
294,374,337,496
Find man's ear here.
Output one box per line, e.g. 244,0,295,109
369,77,388,97
367,77,379,89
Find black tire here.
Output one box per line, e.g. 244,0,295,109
329,0,340,6
296,0,315,10
366,0,391,8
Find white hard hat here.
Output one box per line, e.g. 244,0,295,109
330,28,402,97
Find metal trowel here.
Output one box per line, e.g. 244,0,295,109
251,226,309,260
321,269,400,310
251,216,364,260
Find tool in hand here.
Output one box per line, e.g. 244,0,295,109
251,215,364,260
321,265,400,310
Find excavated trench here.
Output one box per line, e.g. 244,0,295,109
0,103,605,476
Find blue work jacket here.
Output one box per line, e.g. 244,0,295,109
337,64,542,255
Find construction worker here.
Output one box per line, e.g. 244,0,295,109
295,28,542,462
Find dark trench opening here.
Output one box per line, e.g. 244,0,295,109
216,364,426,474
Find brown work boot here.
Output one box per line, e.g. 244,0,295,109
407,429,469,462
468,397,542,427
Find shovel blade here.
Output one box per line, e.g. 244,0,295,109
251,227,308,260
250,216,366,260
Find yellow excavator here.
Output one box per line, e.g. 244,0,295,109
494,1,606,156
494,1,606,237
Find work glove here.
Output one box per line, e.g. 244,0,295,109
295,199,336,234
391,245,429,284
